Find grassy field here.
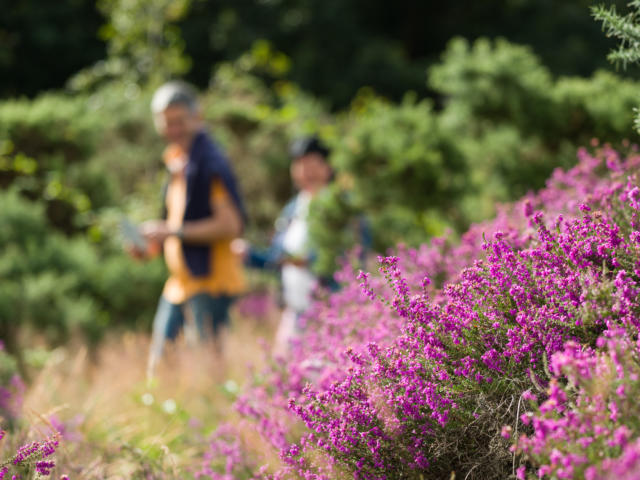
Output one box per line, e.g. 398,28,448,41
18,301,281,479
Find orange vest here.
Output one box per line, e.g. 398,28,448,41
161,145,246,303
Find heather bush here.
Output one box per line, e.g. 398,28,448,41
0,344,23,428
195,423,258,480
0,430,62,479
0,345,63,479
514,333,640,479
203,144,640,479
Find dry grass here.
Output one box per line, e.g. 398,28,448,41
20,306,280,479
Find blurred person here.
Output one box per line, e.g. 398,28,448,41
130,81,247,378
234,136,333,355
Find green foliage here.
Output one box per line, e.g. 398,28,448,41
0,49,326,349
0,189,91,346
70,0,193,91
202,51,331,242
1,0,635,106
0,94,111,232
0,93,99,152
430,38,555,133
593,1,640,131
177,0,637,108
0,188,165,350
593,0,640,68
3,32,640,347
0,86,169,348
326,93,466,252
429,37,639,215
0,0,105,98
308,184,368,278
306,37,640,277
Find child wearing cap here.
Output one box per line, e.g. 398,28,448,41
238,136,333,355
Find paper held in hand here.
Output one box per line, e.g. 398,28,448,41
119,217,147,250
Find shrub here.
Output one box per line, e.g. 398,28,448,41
0,188,165,352
203,144,640,479
514,334,640,479
309,38,640,278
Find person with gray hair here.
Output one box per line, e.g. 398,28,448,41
132,80,248,378
150,81,198,131
150,80,200,149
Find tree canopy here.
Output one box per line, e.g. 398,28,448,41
1,0,637,106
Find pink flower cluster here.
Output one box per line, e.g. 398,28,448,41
515,332,640,479
195,423,254,480
0,431,61,479
203,143,640,479
0,346,64,479
0,342,24,424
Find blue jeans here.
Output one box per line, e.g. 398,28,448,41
148,293,234,365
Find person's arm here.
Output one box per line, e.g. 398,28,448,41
180,196,242,244
246,244,286,270
141,180,243,244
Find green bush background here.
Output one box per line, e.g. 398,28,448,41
2,0,640,355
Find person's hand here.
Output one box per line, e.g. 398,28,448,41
230,238,249,261
125,241,161,260
282,254,309,267
125,244,147,260
140,220,172,243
